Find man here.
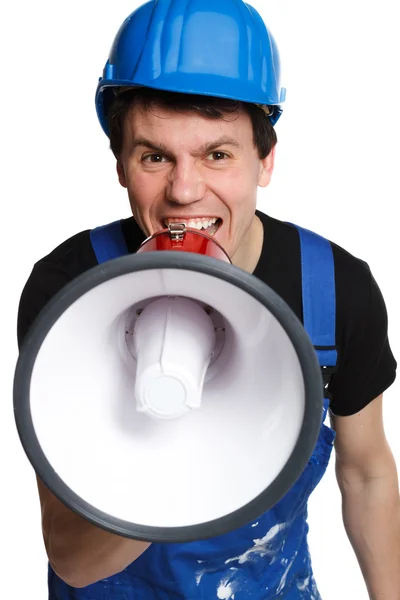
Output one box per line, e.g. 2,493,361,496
16,0,399,598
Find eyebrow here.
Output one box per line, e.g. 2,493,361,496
130,136,241,156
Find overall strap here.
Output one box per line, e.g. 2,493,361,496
288,223,338,389
89,220,129,264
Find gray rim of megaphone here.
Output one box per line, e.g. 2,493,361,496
14,251,324,544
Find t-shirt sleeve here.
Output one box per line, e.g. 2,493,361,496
328,265,397,416
17,261,73,350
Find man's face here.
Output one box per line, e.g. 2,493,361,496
117,103,275,263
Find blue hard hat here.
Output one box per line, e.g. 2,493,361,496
95,0,286,136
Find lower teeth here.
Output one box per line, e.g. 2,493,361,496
204,221,219,236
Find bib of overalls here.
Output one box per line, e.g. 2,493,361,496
48,221,337,600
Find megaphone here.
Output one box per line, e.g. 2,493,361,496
13,223,323,543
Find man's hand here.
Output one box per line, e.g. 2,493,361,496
37,476,150,588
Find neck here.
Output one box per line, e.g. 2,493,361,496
231,214,264,274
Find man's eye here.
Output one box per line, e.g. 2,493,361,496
142,154,166,163
207,151,229,161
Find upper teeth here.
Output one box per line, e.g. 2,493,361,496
165,217,218,230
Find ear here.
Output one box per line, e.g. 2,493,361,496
116,160,127,188
258,145,276,188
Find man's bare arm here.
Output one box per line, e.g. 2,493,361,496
332,394,400,600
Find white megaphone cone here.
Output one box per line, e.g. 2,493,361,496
129,223,230,420
133,295,216,418
13,223,323,543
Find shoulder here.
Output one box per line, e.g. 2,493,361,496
259,209,389,346
256,210,373,317
330,239,371,315
308,232,396,416
37,228,96,277
257,209,371,303
17,228,94,348
256,211,396,415
17,217,141,347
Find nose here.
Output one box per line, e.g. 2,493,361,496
166,160,206,205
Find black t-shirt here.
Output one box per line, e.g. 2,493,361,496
17,210,397,417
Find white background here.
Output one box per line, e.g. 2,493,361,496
1,1,399,598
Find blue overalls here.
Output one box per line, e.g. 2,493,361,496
49,221,337,599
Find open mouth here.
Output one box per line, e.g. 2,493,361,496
163,217,222,237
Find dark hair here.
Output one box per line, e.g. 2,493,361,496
106,87,277,159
